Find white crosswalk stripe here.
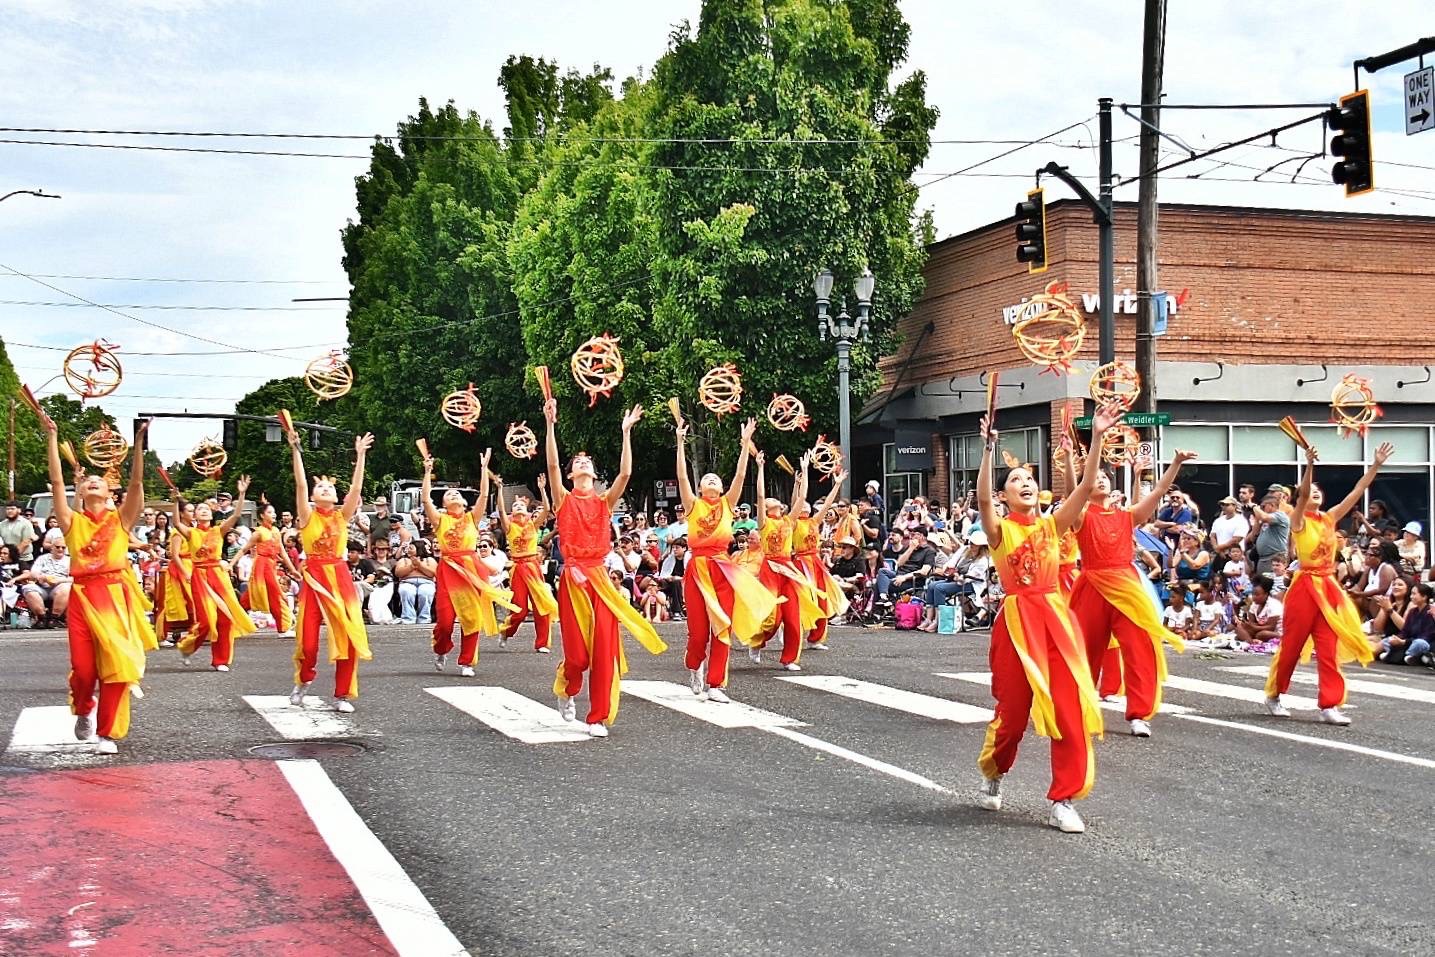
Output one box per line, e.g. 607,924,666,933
934,672,1195,715
4,706,110,756
425,686,592,744
1217,666,1435,704
779,674,992,723
244,695,358,740
1162,674,1318,710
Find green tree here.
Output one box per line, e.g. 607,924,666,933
229,377,351,509
0,337,47,497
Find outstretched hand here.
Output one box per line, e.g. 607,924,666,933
481,447,492,469
1374,442,1394,466
622,404,644,431
355,433,375,455
536,473,547,490
740,418,757,445
1091,403,1124,436
422,456,435,479
831,468,848,486
236,475,251,496
1172,448,1198,466
979,413,997,446
543,397,558,424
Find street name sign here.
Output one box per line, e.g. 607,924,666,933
1074,412,1171,428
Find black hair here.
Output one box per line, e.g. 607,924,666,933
1369,499,1390,518
1378,540,1401,566
1252,574,1274,595
1416,582,1435,601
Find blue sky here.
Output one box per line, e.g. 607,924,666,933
0,0,1429,460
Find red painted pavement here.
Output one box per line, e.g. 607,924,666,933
0,760,399,956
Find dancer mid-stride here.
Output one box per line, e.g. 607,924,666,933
234,500,298,637
494,472,558,653
672,415,778,702
286,428,375,712
792,456,849,653
420,447,517,677
1061,445,1197,738
44,417,155,753
154,500,196,647
750,450,823,670
1264,440,1390,724
173,476,256,671
975,404,1120,834
545,397,666,737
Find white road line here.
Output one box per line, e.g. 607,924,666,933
425,686,592,744
624,680,947,793
764,726,952,794
244,695,356,740
4,706,110,755
277,760,469,957
1217,666,1435,704
1169,713,1435,771
934,672,1195,715
1161,674,1318,710
781,674,992,724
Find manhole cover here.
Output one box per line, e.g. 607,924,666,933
248,741,365,759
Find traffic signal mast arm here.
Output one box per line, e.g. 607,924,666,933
1035,162,1112,225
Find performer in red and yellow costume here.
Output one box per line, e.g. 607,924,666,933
495,472,557,653
544,397,666,737
1264,440,1390,723
154,500,196,646
1061,446,1196,737
672,415,779,702
751,451,824,670
420,447,517,677
235,501,297,636
173,477,256,670
285,429,375,712
43,417,156,753
791,455,849,652
975,404,1120,834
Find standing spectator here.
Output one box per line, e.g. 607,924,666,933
212,491,235,524
1250,493,1291,575
652,510,671,553
478,537,508,587
856,499,884,574
732,504,758,536
665,505,688,545
1398,521,1426,574
1154,488,1194,552
0,501,38,566
1235,483,1258,522
1222,546,1252,599
862,480,885,519
1362,499,1399,538
1209,496,1251,555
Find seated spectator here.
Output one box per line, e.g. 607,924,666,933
875,528,935,604
638,575,670,623
1233,575,1282,648
1155,487,1195,552
1349,539,1401,619
1192,583,1228,638
828,538,866,597
1369,576,1411,645
1222,546,1252,599
658,537,688,620
1398,522,1426,575
1376,581,1435,665
395,540,437,625
1162,584,1196,640
916,531,962,631
732,504,757,536
1169,528,1212,585
1,542,22,613
347,542,377,604
18,530,71,623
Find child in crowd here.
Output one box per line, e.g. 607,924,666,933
1161,584,1196,640
638,576,669,623
1223,546,1252,600
1268,556,1290,597
1193,583,1228,638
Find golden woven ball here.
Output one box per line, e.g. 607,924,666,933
767,393,810,432
81,425,130,470
570,334,625,406
810,436,843,475
304,352,354,401
1331,374,1382,438
1100,425,1143,467
189,438,228,478
62,340,124,400
1011,281,1087,374
441,384,482,432
1088,361,1142,411
699,364,743,417
505,421,538,459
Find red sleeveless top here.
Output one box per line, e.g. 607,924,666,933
557,488,611,566
1074,505,1135,570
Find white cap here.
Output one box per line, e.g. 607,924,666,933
1404,521,1422,536
865,480,879,490
967,529,988,547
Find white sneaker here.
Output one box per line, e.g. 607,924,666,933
705,687,731,704
1048,799,1086,833
498,637,509,649
782,662,802,672
587,722,609,738
688,668,705,696
289,683,310,706
277,631,295,639
1264,696,1291,718
74,711,97,742
536,645,552,654
1101,693,1122,704
460,665,476,678
748,647,762,664
215,664,230,673
1129,719,1151,738
1319,706,1352,726
558,696,577,722
94,737,119,755
334,699,356,714
180,653,193,667
434,654,446,672
977,776,1003,811
129,683,144,700
806,641,831,652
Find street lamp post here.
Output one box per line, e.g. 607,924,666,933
815,267,874,500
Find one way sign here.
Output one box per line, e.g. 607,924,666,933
1407,66,1433,135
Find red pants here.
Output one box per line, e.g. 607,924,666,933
294,587,359,698
1070,585,1158,720
758,577,803,665
246,558,292,633
1098,645,1123,698
67,615,132,740
431,584,479,667
502,563,552,649
185,616,235,668
556,572,619,725
1269,592,1345,708
979,617,1093,802
683,566,734,689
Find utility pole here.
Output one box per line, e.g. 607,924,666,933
1097,97,1115,366
1135,0,1166,414
6,398,14,499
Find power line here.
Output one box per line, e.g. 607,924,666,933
5,338,333,356
914,116,1098,193
0,299,342,311
0,138,368,159
0,272,342,285
13,363,274,380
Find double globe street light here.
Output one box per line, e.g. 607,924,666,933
814,267,875,499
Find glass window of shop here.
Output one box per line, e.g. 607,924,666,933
947,427,1045,509
1159,423,1433,562
882,443,927,522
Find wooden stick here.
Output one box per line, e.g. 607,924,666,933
1278,415,1312,451
534,366,552,402
667,397,682,425
416,438,430,459
276,408,294,434
156,463,178,494
17,384,52,427
58,440,78,470
985,370,1000,426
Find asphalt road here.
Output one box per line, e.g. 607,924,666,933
2,621,1432,957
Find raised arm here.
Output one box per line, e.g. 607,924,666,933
118,419,150,530
42,419,73,533
1329,442,1394,524
219,475,249,535
674,415,696,513
288,428,311,528
1291,444,1319,534
754,450,767,530
534,473,551,525
605,404,644,510
341,434,374,521
543,397,567,511
1132,449,1198,525
420,454,443,529
726,418,758,510
1054,404,1121,534
472,448,491,518
812,468,847,524
790,453,810,516
492,472,510,533
170,489,192,537
976,414,1002,546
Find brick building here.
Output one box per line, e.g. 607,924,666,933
853,200,1435,539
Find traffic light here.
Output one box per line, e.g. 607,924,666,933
1329,89,1374,197
221,417,238,452
309,428,321,451
1014,187,1048,274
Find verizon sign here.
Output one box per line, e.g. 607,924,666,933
1002,288,1189,326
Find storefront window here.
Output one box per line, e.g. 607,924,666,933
1232,425,1295,462
1375,426,1429,464
948,427,1045,508
1301,426,1363,464
1164,425,1228,461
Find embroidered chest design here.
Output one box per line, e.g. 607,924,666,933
311,518,340,559
196,529,221,562
79,516,116,571
1007,525,1051,587
693,503,722,540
